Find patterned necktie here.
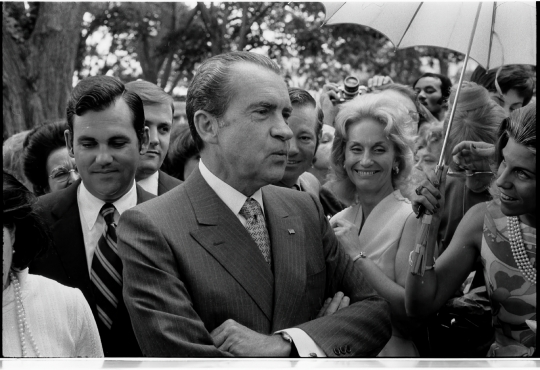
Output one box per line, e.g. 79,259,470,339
239,198,272,266
91,203,122,331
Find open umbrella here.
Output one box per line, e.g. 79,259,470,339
321,1,536,275
322,2,536,70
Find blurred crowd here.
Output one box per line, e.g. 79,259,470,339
3,53,536,359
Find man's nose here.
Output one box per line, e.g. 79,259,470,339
96,148,113,165
148,126,159,146
272,118,293,142
67,169,80,185
288,137,299,157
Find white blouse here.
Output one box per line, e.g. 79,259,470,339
3,269,103,357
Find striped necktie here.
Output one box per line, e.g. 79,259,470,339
91,203,122,332
239,198,272,266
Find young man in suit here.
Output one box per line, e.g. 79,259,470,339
30,76,153,357
117,52,391,357
274,87,344,218
125,80,182,195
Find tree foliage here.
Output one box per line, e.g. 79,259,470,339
3,1,473,137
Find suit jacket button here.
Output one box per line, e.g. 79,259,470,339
345,344,351,354
309,352,317,357
339,345,347,355
333,347,341,356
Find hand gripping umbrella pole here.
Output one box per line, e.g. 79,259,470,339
410,3,483,276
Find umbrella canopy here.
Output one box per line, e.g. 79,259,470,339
322,2,536,69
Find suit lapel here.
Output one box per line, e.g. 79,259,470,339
49,181,94,306
263,187,307,332
187,169,274,321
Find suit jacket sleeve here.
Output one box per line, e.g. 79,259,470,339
117,207,232,357
295,193,392,357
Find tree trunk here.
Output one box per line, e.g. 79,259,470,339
3,2,85,139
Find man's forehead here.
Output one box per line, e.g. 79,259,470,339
418,77,442,88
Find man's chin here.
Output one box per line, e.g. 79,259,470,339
137,161,160,177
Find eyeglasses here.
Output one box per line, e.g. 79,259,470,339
447,169,493,178
465,171,493,177
48,166,78,183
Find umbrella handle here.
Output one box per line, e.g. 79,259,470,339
416,164,445,219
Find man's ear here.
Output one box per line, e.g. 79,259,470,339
194,110,220,145
65,130,75,158
139,126,150,154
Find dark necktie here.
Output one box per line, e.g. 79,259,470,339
91,203,122,331
239,198,272,266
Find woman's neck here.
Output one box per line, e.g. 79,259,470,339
357,184,395,220
519,213,537,229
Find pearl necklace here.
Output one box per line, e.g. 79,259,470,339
507,216,536,285
9,272,41,357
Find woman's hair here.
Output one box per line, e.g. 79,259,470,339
22,120,68,195
443,82,507,168
488,102,536,200
3,170,52,270
496,101,536,162
3,130,32,188
470,65,535,106
416,122,444,154
329,93,415,205
163,124,200,181
371,83,437,131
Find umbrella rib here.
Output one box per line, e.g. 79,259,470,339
396,2,423,48
486,2,497,70
322,3,347,26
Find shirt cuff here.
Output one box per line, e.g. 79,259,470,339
276,328,327,357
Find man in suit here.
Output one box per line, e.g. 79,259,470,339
125,80,182,195
30,76,153,357
117,51,391,357
274,87,344,217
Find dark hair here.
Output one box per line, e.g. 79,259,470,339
22,120,68,196
3,170,52,270
186,51,281,150
66,75,146,147
496,101,536,166
288,87,324,151
164,124,199,181
470,65,535,106
413,73,453,101
125,80,175,117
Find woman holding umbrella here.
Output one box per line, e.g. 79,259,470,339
406,102,536,357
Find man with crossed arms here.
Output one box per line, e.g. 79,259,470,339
118,51,391,357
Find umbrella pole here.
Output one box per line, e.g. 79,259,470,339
410,3,483,276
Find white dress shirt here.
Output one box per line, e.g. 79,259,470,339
137,171,159,196
77,180,138,274
199,160,326,357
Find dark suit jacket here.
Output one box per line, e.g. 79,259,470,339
157,170,182,195
29,179,155,357
117,168,391,357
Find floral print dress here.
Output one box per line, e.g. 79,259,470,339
481,200,536,356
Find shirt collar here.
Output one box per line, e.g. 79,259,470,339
199,160,264,216
78,180,138,230
137,171,159,196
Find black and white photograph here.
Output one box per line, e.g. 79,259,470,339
2,1,537,368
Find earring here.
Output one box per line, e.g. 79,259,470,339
393,166,399,174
